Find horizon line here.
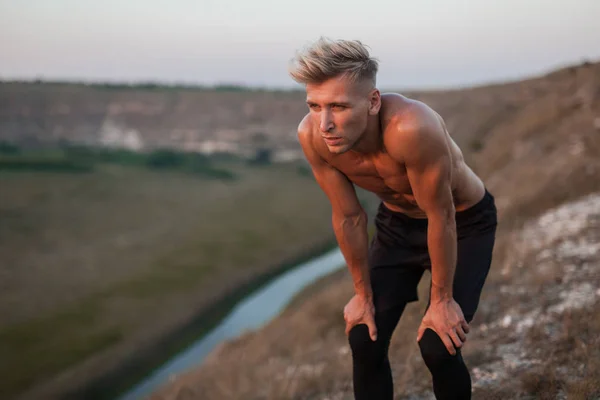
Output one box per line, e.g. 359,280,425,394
1,57,597,94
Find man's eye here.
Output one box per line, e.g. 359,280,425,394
332,105,346,110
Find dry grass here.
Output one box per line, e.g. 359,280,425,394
515,305,600,400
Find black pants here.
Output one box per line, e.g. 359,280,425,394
348,189,498,400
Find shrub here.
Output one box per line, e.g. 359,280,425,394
0,155,93,173
248,148,273,166
145,149,188,169
0,141,20,155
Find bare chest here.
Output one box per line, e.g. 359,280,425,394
329,153,417,206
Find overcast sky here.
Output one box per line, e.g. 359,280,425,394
1,0,599,90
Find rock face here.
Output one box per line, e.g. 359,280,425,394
0,85,308,155
98,120,144,151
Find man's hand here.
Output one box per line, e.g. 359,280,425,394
416,298,469,355
344,294,377,341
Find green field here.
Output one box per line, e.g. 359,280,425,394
0,151,377,399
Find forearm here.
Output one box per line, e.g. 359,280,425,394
427,211,457,302
332,210,372,299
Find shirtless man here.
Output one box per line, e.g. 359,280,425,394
288,38,497,400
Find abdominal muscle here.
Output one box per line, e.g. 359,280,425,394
348,160,485,219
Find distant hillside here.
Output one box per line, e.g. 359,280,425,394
2,60,598,165
0,82,307,157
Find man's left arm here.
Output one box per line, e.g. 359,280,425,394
393,105,469,355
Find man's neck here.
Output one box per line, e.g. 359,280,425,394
349,113,382,156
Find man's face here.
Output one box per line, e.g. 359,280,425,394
305,75,376,154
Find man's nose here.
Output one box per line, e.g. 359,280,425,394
320,112,334,132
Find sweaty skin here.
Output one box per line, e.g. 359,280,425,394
298,76,485,354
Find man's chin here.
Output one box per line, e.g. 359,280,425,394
327,143,351,154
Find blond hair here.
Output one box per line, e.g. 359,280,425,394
288,37,379,86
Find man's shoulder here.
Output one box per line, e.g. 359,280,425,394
297,113,313,138
381,94,446,159
297,113,316,151
381,93,442,134
297,114,329,164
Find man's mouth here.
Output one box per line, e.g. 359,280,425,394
323,136,343,145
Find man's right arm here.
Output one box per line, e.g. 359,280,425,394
297,127,372,300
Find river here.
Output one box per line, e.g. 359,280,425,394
117,247,345,400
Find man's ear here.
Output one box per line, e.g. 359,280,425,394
368,89,381,115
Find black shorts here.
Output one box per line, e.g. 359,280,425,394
368,189,498,322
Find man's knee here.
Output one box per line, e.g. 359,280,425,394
418,328,460,371
348,324,387,366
